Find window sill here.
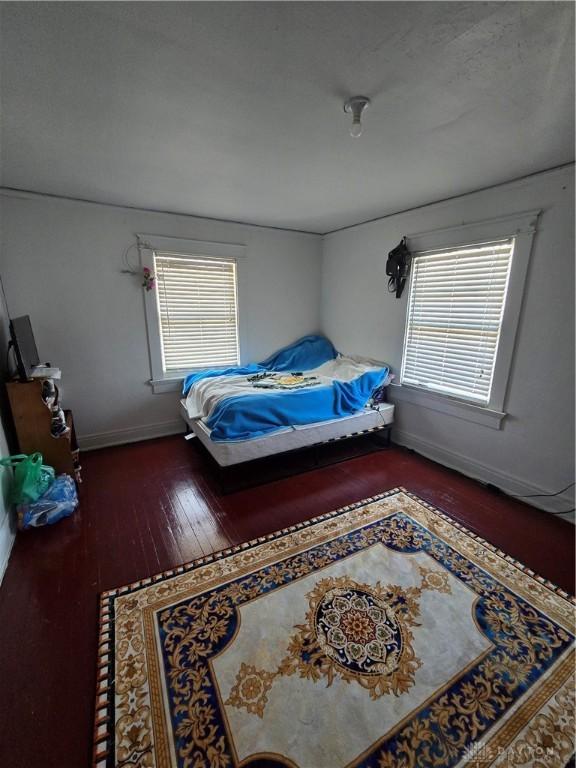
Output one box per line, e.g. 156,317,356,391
388,383,506,430
149,376,184,394
150,363,238,394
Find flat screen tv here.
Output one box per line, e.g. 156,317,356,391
9,315,40,382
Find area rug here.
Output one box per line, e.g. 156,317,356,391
93,488,575,768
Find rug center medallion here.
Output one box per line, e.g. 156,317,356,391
315,585,402,675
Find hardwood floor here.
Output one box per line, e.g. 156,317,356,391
0,435,573,768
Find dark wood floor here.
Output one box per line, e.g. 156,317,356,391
0,435,573,768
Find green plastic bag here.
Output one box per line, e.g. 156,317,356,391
0,453,55,504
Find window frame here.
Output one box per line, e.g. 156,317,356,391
138,234,247,393
392,210,540,429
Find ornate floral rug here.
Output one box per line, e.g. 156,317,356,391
93,488,575,768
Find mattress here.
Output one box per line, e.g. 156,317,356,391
179,399,394,466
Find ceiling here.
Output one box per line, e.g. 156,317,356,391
1,2,574,234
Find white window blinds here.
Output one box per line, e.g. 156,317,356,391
154,252,239,372
401,238,514,404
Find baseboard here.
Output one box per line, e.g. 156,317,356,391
0,514,16,586
393,428,575,521
79,419,185,451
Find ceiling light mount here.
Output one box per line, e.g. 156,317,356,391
344,95,371,138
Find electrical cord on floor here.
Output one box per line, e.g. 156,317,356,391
507,481,575,516
507,481,575,499
400,444,574,515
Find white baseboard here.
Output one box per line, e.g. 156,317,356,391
79,419,185,451
393,428,575,522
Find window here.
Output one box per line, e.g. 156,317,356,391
139,235,246,392
401,239,514,405
154,252,239,372
391,210,539,427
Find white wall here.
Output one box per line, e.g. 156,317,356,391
0,193,322,448
0,415,14,584
0,289,16,582
322,165,575,514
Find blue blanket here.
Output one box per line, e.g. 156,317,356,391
258,334,337,372
205,368,388,441
182,334,388,442
182,334,337,395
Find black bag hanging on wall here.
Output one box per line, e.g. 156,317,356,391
386,237,412,298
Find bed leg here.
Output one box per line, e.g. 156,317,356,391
216,462,238,495
313,444,320,468
386,427,391,447
371,427,391,450
217,463,228,493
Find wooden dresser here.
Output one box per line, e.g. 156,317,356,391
6,379,81,481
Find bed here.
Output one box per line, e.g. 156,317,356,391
179,336,394,467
